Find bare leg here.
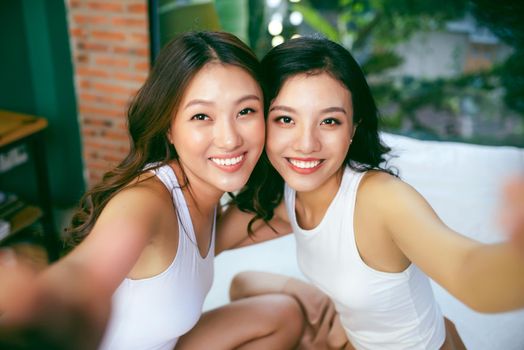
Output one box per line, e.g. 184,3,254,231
230,271,351,350
176,294,304,350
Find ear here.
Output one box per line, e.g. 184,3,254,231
351,123,358,139
166,128,173,144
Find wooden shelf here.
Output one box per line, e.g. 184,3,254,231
0,109,58,260
0,110,47,147
0,205,43,243
9,205,43,235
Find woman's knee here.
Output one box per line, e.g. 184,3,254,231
260,294,304,336
229,271,253,301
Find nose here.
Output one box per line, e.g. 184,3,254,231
214,118,242,150
293,125,321,154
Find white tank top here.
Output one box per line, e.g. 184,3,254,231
284,166,445,350
99,164,215,350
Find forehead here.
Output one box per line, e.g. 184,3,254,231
275,72,352,107
183,62,261,97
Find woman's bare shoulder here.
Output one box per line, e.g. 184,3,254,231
360,169,405,192
106,172,174,218
356,170,420,212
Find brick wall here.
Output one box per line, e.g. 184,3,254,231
65,0,150,187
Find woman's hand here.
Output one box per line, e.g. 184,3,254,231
0,249,110,350
297,304,352,349
501,176,524,253
282,277,332,330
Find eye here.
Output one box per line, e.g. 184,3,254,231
274,116,294,125
191,114,210,121
320,118,341,126
238,108,256,117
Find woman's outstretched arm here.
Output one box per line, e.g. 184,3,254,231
500,175,524,253
0,183,168,348
377,174,524,313
0,251,110,350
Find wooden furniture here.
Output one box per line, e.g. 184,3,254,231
0,109,58,261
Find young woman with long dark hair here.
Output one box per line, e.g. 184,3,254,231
219,37,524,350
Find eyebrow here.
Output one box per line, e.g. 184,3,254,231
320,106,347,115
269,105,295,113
269,105,347,115
184,94,261,109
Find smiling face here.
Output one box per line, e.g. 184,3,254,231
169,62,264,195
266,72,355,194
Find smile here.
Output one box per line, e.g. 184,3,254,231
210,153,245,166
286,158,324,174
288,159,322,169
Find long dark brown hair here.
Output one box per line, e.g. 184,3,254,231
234,37,394,232
65,31,262,250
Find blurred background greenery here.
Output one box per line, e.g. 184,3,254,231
152,0,524,146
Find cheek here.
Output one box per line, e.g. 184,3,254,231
324,131,351,154
252,118,266,141
265,130,285,161
172,126,207,154
241,118,266,149
267,124,292,150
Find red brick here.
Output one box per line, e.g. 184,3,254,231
68,0,83,9
70,28,85,37
115,122,129,131
113,71,148,84
81,128,99,139
130,33,149,44
67,0,149,186
79,79,92,89
83,42,110,52
128,3,147,13
113,45,149,57
73,14,107,25
87,2,124,12
134,61,150,72
87,170,103,185
102,152,126,162
84,140,121,152
79,93,130,108
101,130,130,141
85,160,116,178
76,54,89,63
94,56,130,68
92,82,137,96
92,30,126,42
112,17,147,28
76,67,110,79
82,117,113,127
80,105,123,118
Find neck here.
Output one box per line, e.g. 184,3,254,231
295,167,345,229
170,161,221,216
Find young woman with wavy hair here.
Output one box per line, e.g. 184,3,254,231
0,32,308,350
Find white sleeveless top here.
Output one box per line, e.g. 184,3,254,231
284,166,445,350
99,164,215,350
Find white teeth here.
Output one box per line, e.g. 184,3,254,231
211,154,244,166
289,159,321,169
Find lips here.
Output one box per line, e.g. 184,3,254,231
209,152,246,172
286,157,324,174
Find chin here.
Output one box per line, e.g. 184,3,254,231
216,179,249,193
285,178,322,193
